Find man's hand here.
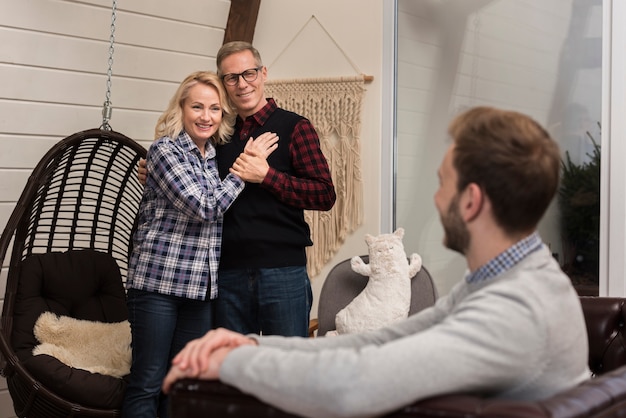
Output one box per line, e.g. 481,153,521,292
161,328,257,393
137,158,147,186
162,346,232,393
230,132,279,183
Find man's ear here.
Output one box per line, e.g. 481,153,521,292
461,183,484,222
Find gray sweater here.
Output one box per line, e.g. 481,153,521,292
221,246,591,418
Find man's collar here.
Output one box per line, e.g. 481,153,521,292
465,231,543,284
238,98,276,126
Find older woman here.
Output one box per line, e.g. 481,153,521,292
122,71,277,418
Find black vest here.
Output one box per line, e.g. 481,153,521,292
217,108,312,269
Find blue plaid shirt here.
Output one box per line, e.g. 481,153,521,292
127,131,244,300
465,232,543,284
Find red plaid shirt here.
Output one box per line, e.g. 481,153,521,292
237,98,336,210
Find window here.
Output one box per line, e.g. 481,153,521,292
393,0,602,295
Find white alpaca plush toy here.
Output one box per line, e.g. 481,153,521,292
335,228,422,334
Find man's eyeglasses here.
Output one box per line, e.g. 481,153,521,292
221,67,263,86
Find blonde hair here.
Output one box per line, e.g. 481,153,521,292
154,71,235,145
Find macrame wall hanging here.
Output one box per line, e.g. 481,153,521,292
265,15,372,277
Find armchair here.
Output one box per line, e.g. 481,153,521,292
310,255,438,336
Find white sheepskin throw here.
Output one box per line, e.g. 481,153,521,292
33,311,131,378
335,228,422,334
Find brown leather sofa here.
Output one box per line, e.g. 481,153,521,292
169,296,626,418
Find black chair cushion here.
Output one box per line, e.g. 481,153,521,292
11,249,128,409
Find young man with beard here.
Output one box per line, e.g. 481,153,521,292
162,106,591,418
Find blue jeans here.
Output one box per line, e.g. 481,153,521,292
215,266,312,337
121,289,214,418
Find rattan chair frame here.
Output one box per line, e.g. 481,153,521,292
0,128,146,417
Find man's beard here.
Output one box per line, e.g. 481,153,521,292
442,194,470,254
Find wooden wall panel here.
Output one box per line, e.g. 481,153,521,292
0,1,229,415
76,0,231,28
0,171,28,203
0,392,14,418
0,135,55,169
0,27,216,78
0,65,181,112
0,101,159,140
0,205,14,253
1,0,227,55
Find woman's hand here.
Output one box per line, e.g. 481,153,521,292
137,158,147,186
244,132,279,158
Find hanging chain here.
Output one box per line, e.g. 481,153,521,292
100,0,117,131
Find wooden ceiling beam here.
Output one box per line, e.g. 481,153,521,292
223,0,261,44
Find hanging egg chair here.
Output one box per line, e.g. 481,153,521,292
0,2,146,416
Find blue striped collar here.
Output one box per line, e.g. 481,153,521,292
465,231,543,284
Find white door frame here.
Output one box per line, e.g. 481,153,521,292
601,0,626,296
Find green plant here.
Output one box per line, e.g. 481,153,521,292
558,129,600,285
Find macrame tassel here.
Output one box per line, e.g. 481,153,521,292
266,76,366,277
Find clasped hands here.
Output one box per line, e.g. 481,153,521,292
137,132,279,184
162,327,257,394
229,132,278,183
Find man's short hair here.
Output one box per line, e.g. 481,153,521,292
448,106,561,234
216,41,263,76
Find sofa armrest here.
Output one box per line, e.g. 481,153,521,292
170,379,297,418
579,297,626,375
400,365,626,418
169,365,626,418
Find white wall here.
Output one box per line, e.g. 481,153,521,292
0,0,229,244
0,0,383,415
394,0,604,295
0,0,230,415
602,0,626,296
252,0,385,314
2,0,623,416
